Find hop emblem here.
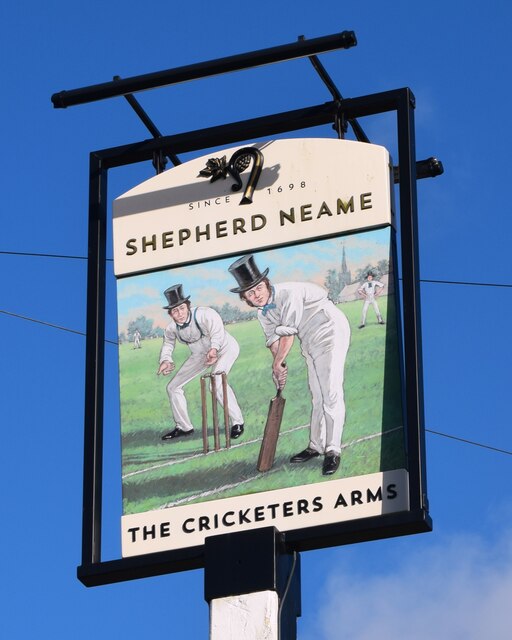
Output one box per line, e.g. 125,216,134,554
198,156,229,182
197,147,264,205
233,154,251,173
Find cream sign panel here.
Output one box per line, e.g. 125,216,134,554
116,138,405,558
122,470,408,556
113,138,393,276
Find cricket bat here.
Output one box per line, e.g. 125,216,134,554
257,388,286,472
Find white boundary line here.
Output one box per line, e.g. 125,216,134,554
122,425,403,480
159,470,281,509
122,424,308,479
160,426,404,509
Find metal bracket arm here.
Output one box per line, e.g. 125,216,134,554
299,35,370,144
51,30,357,108
113,76,180,171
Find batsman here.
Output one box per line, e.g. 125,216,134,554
229,254,351,476
157,284,244,442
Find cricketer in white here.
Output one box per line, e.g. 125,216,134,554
229,255,350,476
357,271,385,329
157,284,244,441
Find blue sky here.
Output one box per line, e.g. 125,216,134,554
2,1,512,638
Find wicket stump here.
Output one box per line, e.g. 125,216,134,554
200,372,230,453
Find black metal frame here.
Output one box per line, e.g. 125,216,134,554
77,87,433,587
52,31,357,108
52,32,439,587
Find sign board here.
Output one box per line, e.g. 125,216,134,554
113,138,408,558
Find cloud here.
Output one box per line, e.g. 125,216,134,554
305,529,512,640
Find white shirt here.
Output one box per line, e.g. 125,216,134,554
257,282,338,349
358,280,384,301
160,306,227,363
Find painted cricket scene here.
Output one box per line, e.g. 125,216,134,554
117,227,406,517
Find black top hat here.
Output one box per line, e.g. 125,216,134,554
163,284,190,309
228,254,269,293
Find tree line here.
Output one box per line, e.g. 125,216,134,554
120,261,390,343
119,303,256,343
324,258,390,302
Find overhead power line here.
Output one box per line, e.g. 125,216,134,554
0,250,113,262
420,278,512,289
1,250,511,289
2,309,511,457
426,429,512,456
0,310,118,345
0,250,88,260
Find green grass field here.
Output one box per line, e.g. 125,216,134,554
119,295,406,515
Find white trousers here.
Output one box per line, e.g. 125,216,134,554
361,299,382,324
166,336,243,431
301,310,351,455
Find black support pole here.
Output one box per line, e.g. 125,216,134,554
396,89,428,513
51,31,356,108
81,153,107,566
204,528,301,640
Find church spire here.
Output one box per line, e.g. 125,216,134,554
341,243,348,274
339,242,352,287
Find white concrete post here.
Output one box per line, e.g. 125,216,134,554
210,590,279,640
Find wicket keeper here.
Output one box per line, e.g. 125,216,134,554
157,284,244,441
